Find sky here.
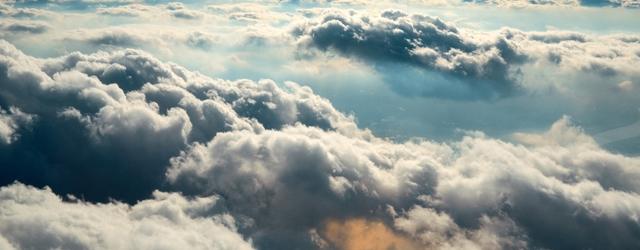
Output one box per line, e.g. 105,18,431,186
0,0,639,249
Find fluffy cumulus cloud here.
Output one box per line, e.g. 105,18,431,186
166,116,640,249
0,107,34,144
0,39,357,202
0,183,254,250
294,9,640,99
294,9,529,99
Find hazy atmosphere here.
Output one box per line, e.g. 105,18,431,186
0,0,639,249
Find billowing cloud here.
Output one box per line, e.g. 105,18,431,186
0,39,356,202
293,9,640,99
167,116,640,249
294,9,529,99
1,36,639,249
0,182,254,250
0,1,639,249
0,107,34,144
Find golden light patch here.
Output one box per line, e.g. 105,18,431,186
321,218,420,250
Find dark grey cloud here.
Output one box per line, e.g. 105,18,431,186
0,20,49,35
294,10,640,100
84,29,147,47
294,9,529,100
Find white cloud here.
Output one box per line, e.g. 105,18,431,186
167,117,640,249
0,107,34,144
0,38,360,202
0,183,254,250
293,9,640,99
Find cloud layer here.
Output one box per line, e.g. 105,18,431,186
0,1,639,250
0,33,639,249
0,39,357,202
294,9,640,99
166,116,640,249
0,183,254,250
295,9,528,99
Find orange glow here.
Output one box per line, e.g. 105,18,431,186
321,218,420,250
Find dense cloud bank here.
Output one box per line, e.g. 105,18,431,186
0,39,357,202
464,0,640,8
0,183,254,250
1,22,640,249
167,117,640,249
294,9,640,99
4,2,639,100
284,0,640,8
294,9,529,99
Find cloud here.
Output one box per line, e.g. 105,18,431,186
94,2,207,20
0,182,254,250
293,9,640,100
0,19,49,35
458,0,640,7
10,0,142,8
206,3,291,24
0,3,53,18
167,116,640,249
0,39,357,202
185,31,219,50
0,107,34,144
296,0,640,8
165,2,203,20
0,3,639,248
58,25,287,54
294,9,529,99
78,28,151,47
393,206,528,249
96,4,152,17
